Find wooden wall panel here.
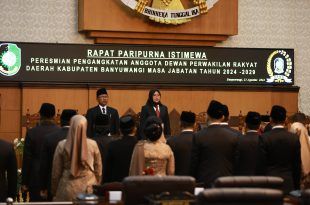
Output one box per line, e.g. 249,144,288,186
22,88,89,115
271,92,298,116
213,91,273,116
0,88,21,142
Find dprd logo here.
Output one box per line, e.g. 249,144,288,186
266,50,292,83
0,43,21,76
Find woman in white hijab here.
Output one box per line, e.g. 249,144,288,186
289,122,310,189
51,115,102,201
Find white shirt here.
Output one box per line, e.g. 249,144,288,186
99,105,107,114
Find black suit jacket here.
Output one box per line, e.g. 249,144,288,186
260,128,301,194
167,131,194,175
190,124,239,187
104,135,138,183
22,121,60,190
86,105,120,138
221,124,242,136
39,126,69,199
235,131,261,175
140,104,171,138
93,134,115,183
0,140,17,202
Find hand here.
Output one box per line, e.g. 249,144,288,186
40,190,48,199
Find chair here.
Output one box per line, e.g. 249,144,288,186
93,182,124,203
93,182,124,196
214,176,284,190
302,189,310,205
122,176,195,205
197,188,283,205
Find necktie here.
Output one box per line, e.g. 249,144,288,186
155,105,160,118
102,107,106,114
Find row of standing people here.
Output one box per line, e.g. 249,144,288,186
1,88,310,201
17,87,169,202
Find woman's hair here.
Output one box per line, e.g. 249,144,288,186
143,116,163,142
146,89,162,106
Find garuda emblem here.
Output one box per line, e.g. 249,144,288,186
120,0,219,25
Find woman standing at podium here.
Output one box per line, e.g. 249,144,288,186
140,89,171,139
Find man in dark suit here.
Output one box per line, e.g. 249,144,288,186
21,103,60,201
221,104,242,136
235,111,261,175
86,88,120,138
92,114,114,183
167,111,196,175
104,115,138,183
260,105,301,194
39,109,77,201
190,100,239,187
0,139,17,202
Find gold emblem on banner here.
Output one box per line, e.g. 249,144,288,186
266,50,292,83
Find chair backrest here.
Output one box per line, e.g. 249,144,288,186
214,176,284,190
197,188,283,205
93,182,124,197
302,189,310,205
122,176,195,205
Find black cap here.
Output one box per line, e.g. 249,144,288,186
96,88,108,97
270,105,286,123
207,100,224,119
120,115,135,131
95,114,110,126
245,111,261,126
180,111,196,124
39,103,55,118
60,109,77,125
222,104,229,118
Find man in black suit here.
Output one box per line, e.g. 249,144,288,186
86,88,120,138
22,103,60,201
190,100,239,187
92,114,114,183
167,111,196,175
104,115,138,183
235,111,261,175
260,105,301,194
39,109,77,201
0,139,17,202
